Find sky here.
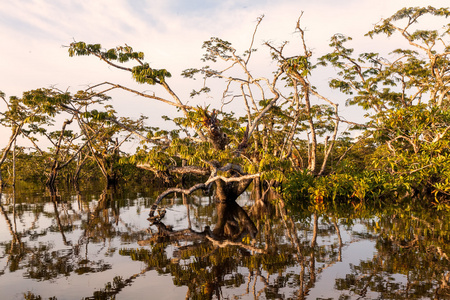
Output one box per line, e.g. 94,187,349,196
0,0,448,149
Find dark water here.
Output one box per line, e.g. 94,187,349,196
0,185,449,299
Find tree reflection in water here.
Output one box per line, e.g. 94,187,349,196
0,185,449,299
334,207,450,299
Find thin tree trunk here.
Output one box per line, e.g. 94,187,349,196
0,126,22,186
304,91,317,173
12,140,16,187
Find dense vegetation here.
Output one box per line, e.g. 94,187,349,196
1,6,450,211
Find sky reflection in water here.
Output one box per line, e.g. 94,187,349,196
0,186,449,299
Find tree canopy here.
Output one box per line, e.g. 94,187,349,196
1,5,450,214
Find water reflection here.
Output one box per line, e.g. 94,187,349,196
0,185,449,299
333,209,450,299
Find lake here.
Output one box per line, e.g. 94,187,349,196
0,184,449,299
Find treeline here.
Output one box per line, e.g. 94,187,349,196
0,88,158,187
1,7,450,209
0,144,155,186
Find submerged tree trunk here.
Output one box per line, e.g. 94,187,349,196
46,164,59,187
149,164,260,240
212,201,257,239
212,178,257,239
106,174,118,187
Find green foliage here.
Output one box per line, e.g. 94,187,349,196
4,6,450,208
68,41,171,85
366,6,450,39
295,5,450,208
68,42,142,61
284,55,313,77
201,37,234,62
132,63,171,85
1,89,70,132
283,170,397,212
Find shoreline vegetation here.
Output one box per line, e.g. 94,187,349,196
1,6,450,214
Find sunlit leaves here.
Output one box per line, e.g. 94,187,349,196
82,109,110,121
22,89,72,117
68,41,173,87
201,37,234,62
132,63,171,85
67,42,101,57
68,42,144,62
284,56,312,77
367,6,450,39
54,7,450,204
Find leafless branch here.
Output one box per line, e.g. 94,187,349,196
87,82,193,110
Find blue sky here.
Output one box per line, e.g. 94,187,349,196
0,0,448,148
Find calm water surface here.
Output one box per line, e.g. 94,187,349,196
0,184,449,299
